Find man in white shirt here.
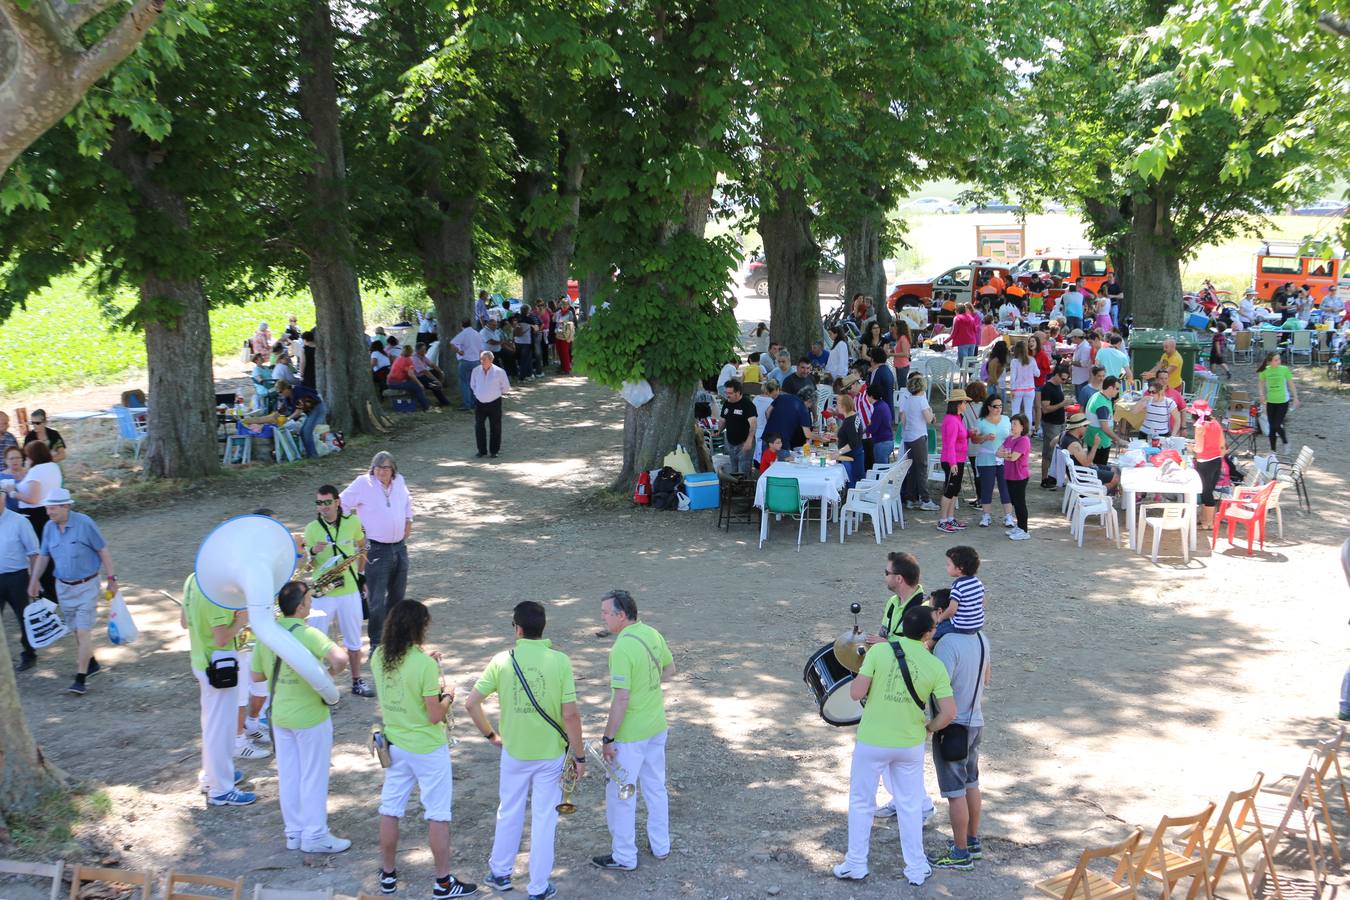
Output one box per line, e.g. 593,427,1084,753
1321,286,1345,319
450,319,486,411
470,351,511,459
716,357,741,397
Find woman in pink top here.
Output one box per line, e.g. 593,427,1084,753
979,315,1000,347
890,320,913,386
950,304,981,364
1008,340,1040,421
998,413,1032,540
938,390,971,533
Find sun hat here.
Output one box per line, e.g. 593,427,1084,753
1065,412,1089,429
839,372,861,391
948,388,969,402
44,487,74,506
1068,328,1085,338
1189,400,1213,419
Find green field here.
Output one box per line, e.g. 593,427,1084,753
0,276,417,398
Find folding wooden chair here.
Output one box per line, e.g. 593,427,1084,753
1260,728,1350,866
1253,766,1327,893
1121,804,1216,899
0,859,64,900
167,871,243,900
1180,773,1282,900
68,864,152,900
1035,829,1143,898
252,888,333,900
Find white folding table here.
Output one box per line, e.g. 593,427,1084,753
754,461,850,544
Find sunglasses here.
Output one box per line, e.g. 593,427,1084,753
315,499,337,506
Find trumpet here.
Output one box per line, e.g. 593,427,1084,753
586,740,636,800
557,755,580,815
308,550,366,597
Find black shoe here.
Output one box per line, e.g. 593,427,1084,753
86,658,102,678
66,679,87,695
490,453,499,458
15,654,36,672
433,875,478,898
591,854,636,871
378,869,397,895
475,452,488,458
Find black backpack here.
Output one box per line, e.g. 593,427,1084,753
650,466,683,510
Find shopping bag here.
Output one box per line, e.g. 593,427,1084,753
24,597,69,649
106,591,140,645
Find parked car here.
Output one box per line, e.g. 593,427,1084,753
1292,200,1348,216
1251,239,1350,300
967,201,1022,214
885,261,1013,310
1009,252,1111,296
743,257,847,299
900,197,962,215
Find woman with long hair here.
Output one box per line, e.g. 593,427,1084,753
1008,340,1038,420
860,321,885,355
370,600,475,898
973,397,1014,529
833,393,865,489
825,326,851,380
938,391,971,533
1256,350,1299,452
891,319,913,387
983,340,1009,398
1030,334,1053,434
961,380,988,501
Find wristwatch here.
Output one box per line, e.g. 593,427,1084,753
601,736,615,745
573,754,586,764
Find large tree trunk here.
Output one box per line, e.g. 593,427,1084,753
843,201,891,328
759,184,820,358
141,276,218,477
0,621,63,830
520,135,585,306
609,188,714,491
413,193,477,373
104,122,218,478
298,0,378,436
1123,188,1183,329
0,0,166,178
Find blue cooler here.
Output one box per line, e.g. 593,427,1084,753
1185,312,1209,330
683,472,720,510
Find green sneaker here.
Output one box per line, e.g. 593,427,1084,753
930,849,974,871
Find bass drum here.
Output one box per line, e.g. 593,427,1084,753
803,642,863,727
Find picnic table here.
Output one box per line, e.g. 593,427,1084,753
754,460,850,544
1120,465,1202,553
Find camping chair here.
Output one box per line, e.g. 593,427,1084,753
1231,330,1254,363
1253,766,1327,893
167,871,244,900
1223,409,1258,456
1288,329,1313,365
1260,729,1350,867
68,864,152,900
1259,330,1281,355
1212,481,1276,555
1178,773,1282,900
1034,829,1143,899
112,404,149,460
1121,804,1216,899
839,477,888,544
1274,445,1313,512
760,476,810,550
0,859,64,900
1138,502,1190,564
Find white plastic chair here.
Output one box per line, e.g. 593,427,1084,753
926,358,956,402
839,478,888,544
1139,502,1190,563
1071,493,1119,547
1059,449,1105,518
886,458,912,530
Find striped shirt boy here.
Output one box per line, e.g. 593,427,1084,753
950,575,986,631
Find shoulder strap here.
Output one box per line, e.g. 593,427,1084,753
268,622,307,744
889,641,927,711
509,650,569,749
621,629,662,675
317,515,348,561
970,633,987,713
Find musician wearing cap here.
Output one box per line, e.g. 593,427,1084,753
304,484,371,698
26,488,116,696
249,581,351,854
466,601,584,900
834,605,955,887
592,589,675,872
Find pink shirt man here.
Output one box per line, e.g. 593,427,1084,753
340,471,413,544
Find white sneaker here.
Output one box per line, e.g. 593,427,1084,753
1010,528,1031,541
833,862,868,880
286,834,300,851
873,801,896,818
918,499,940,511
923,804,935,826
978,513,992,527
1003,513,1016,527
906,865,933,886
244,724,270,744
301,835,352,854
234,740,271,760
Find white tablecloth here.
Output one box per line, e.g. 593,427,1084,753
1120,466,1202,553
755,461,850,543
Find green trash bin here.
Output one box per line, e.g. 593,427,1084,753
1129,329,1200,392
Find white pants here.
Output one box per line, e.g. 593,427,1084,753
1010,389,1036,420
877,770,935,817
379,743,453,821
235,650,269,707
845,740,929,883
606,729,670,867
307,591,362,652
274,718,333,843
488,749,563,896
193,669,236,796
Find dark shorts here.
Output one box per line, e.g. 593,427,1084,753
941,462,965,499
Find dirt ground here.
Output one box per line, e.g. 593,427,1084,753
4,294,1350,899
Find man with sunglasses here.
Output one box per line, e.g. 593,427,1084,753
304,485,370,697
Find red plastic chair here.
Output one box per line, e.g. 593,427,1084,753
1213,481,1276,555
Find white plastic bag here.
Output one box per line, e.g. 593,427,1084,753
107,591,140,645
621,379,654,408
676,491,691,512
24,597,69,649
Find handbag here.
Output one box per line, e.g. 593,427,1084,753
890,639,967,763
370,724,392,768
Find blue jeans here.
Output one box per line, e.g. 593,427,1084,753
873,441,895,466
457,360,476,410
1065,315,1083,332
300,401,326,458
387,378,430,410
364,540,408,649
1341,667,1350,717
957,344,976,364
